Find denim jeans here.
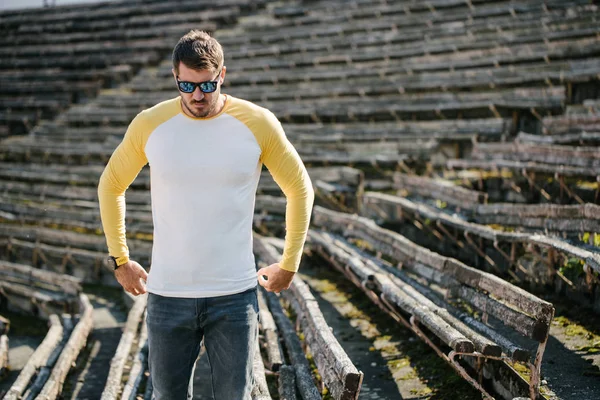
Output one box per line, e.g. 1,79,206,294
146,286,259,400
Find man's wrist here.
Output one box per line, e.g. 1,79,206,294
278,264,297,273
108,255,129,270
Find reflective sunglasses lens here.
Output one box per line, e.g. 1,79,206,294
200,81,217,93
178,81,195,93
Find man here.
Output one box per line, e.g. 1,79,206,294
98,30,314,399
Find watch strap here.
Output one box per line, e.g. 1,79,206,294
109,255,129,270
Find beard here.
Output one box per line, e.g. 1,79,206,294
183,97,216,118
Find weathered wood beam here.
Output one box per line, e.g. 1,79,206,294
313,205,554,324
253,237,321,399
4,315,63,399
278,365,297,400
251,337,272,400
0,260,82,295
258,289,284,372
121,312,148,400
256,234,363,399
0,281,73,319
101,293,147,400
0,334,8,378
456,285,549,342
21,316,73,399
37,294,93,399
261,287,321,400
282,278,364,399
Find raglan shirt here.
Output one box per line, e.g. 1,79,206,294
97,95,315,298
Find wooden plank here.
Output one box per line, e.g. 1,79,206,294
445,158,600,177
101,294,147,400
278,365,297,400
37,294,94,399
120,313,148,400
375,272,474,353
261,288,321,400
394,173,487,208
312,206,554,327
254,236,320,397
457,285,549,342
284,279,364,399
4,315,63,399
0,334,7,378
257,234,363,399
257,289,284,372
251,337,272,400
20,316,73,399
0,260,82,295
444,258,554,325
0,280,74,319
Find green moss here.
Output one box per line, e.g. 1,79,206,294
435,199,448,209
511,361,531,380
559,257,585,283
410,387,433,396
581,232,600,248
553,315,600,353
398,370,418,381
388,358,410,370
575,180,598,190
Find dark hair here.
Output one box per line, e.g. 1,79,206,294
172,30,224,74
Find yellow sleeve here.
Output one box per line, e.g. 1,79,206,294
97,112,150,265
260,111,315,272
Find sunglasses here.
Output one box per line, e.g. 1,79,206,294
176,70,221,94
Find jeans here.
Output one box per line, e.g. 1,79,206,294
146,286,259,400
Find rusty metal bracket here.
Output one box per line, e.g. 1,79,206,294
464,231,501,274
448,351,496,400
556,173,584,205
522,169,552,202
436,221,465,249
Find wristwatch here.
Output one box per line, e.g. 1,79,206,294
107,255,128,271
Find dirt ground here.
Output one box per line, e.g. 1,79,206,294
537,296,600,399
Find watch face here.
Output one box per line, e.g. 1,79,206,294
107,256,117,269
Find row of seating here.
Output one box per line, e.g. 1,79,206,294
0,0,260,137
308,205,554,399
217,5,593,47
0,260,91,400
0,0,598,398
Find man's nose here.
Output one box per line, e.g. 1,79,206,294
192,87,204,100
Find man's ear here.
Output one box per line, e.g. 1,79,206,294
220,66,227,84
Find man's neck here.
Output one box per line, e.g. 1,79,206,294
211,94,227,117
182,93,227,119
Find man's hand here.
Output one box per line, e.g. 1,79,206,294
257,263,295,293
115,260,148,296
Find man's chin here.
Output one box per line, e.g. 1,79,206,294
192,110,210,118
185,101,211,118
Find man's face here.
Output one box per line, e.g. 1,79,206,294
173,63,226,118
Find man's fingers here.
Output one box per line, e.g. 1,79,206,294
137,279,147,294
257,275,269,289
138,268,148,280
256,267,268,278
